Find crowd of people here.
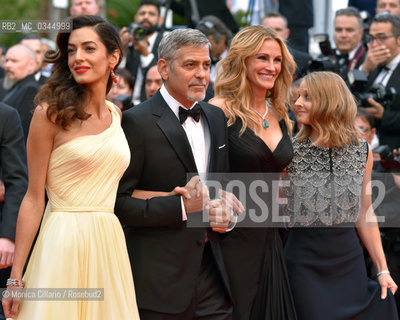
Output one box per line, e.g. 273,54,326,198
0,0,400,319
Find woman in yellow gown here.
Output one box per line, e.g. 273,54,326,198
2,15,140,319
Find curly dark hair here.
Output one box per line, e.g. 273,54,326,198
34,15,122,129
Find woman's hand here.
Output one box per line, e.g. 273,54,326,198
2,285,21,319
131,187,190,200
169,186,190,199
377,273,398,299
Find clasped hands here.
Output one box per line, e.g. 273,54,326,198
173,176,244,233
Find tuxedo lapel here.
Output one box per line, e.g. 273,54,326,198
367,68,380,88
387,64,400,88
151,93,198,173
199,102,218,173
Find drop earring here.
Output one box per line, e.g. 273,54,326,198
110,66,118,84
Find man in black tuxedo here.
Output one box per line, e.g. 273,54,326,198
115,28,234,319
360,13,400,149
0,102,28,320
1,44,41,140
332,7,367,84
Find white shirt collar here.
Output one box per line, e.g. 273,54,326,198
147,31,158,52
336,42,362,60
160,85,198,120
386,53,400,71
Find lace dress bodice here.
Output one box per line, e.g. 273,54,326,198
284,137,368,227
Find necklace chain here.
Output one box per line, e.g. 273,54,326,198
254,101,269,128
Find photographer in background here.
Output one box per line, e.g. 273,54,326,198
311,7,367,85
196,15,232,82
119,0,164,105
360,13,400,149
107,68,135,110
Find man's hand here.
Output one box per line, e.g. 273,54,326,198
366,98,385,119
207,199,232,233
183,176,210,213
218,189,244,215
132,37,150,56
0,238,14,269
361,44,391,75
119,27,132,52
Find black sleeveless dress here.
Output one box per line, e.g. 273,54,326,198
283,138,398,320
220,118,297,320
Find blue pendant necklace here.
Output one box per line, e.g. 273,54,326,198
254,102,269,128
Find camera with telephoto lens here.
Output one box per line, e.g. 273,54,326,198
127,22,155,41
308,34,340,73
373,145,400,172
348,69,396,108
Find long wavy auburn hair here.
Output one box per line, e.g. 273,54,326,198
34,15,122,129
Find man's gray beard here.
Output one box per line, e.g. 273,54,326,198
2,76,16,90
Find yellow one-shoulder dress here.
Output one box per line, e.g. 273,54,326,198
17,102,140,319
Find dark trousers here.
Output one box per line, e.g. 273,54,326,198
139,243,232,320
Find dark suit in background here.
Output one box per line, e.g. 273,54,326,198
366,63,400,149
169,0,239,34
288,45,311,80
1,74,40,140
0,102,28,319
279,0,314,52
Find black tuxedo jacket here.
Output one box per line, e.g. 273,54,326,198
125,31,163,103
115,91,231,313
1,74,41,140
0,103,28,240
367,63,400,149
288,45,310,80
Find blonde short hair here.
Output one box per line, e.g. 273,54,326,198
297,71,359,147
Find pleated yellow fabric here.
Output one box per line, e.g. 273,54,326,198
17,101,140,319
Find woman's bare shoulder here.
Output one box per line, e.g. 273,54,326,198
209,96,227,110
30,103,59,136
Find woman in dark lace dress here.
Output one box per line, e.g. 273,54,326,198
284,71,398,320
210,25,297,320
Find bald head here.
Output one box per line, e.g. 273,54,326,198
20,38,45,69
5,45,38,82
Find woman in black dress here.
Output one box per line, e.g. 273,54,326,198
210,25,297,320
284,71,398,319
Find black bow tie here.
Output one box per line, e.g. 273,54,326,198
378,64,390,73
179,104,201,124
